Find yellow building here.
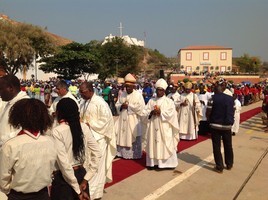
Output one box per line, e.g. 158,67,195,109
178,45,232,73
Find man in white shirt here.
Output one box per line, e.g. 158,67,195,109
232,94,242,136
197,84,211,135
167,84,181,112
0,75,29,147
79,82,116,200
49,80,79,115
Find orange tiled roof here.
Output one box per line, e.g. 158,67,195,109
180,45,232,51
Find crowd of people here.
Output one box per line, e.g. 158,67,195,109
0,73,267,199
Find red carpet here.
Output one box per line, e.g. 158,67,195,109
240,107,262,123
105,106,262,188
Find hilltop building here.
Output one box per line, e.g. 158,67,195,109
178,45,233,74
102,33,144,47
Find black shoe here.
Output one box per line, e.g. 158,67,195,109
232,132,236,136
214,167,223,174
147,165,159,170
226,165,233,170
147,166,154,170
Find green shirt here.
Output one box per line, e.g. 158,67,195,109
34,87,41,95
102,87,111,101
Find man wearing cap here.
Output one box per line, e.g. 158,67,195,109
178,81,202,140
115,73,145,159
142,78,179,169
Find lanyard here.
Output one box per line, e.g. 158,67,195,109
81,99,90,121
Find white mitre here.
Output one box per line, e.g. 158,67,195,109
155,78,168,90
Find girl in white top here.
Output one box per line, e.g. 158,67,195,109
51,98,101,200
0,98,57,200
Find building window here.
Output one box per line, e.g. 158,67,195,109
186,66,192,73
220,66,226,72
203,52,209,60
220,52,227,60
210,66,214,70
186,52,192,60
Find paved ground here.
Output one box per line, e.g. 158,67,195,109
0,102,266,200
103,101,268,200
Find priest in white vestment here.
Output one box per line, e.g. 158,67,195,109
178,82,202,140
143,78,180,169
79,82,116,200
115,73,145,159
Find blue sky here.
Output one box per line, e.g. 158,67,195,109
1,0,268,61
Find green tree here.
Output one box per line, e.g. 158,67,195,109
0,21,55,75
98,37,142,80
147,49,169,65
262,61,268,71
235,54,261,73
40,42,100,80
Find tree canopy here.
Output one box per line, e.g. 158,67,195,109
234,54,261,73
40,37,145,80
40,42,100,80
0,21,56,75
98,37,143,80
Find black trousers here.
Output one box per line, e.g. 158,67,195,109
50,167,89,200
8,187,49,200
210,128,234,170
198,121,210,135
